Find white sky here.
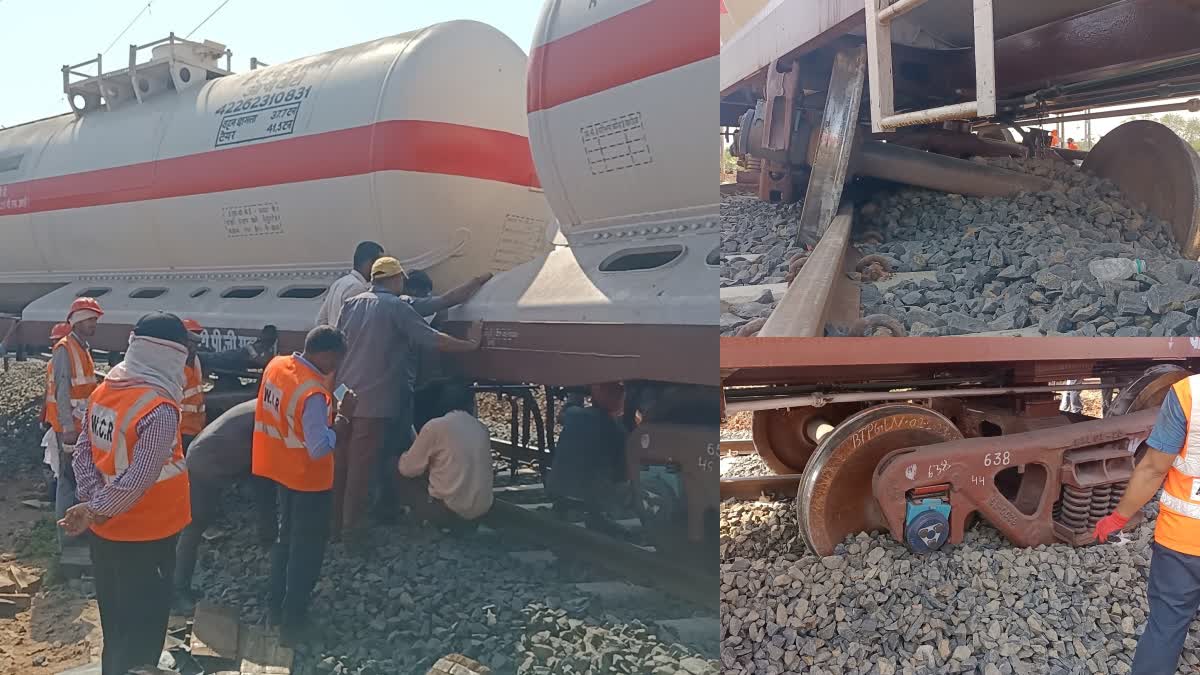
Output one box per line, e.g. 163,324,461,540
1024,97,1200,144
0,0,544,128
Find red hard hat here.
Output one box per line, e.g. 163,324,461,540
49,323,70,341
182,318,203,333
67,297,104,322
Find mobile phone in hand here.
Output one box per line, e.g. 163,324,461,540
333,384,348,404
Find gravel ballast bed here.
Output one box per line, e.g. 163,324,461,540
720,156,1200,337
0,363,717,674
720,499,1198,675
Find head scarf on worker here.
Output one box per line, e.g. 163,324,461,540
103,312,191,403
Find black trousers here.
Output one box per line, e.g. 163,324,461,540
91,533,177,675
174,474,277,593
269,484,331,624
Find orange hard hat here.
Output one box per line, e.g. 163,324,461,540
49,323,70,341
67,297,104,322
182,318,203,333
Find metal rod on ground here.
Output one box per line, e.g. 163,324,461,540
760,204,854,338
724,382,1108,414
854,141,1054,196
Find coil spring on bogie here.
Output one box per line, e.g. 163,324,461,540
1110,484,1125,509
1090,485,1113,527
1056,482,1130,533
1059,485,1092,532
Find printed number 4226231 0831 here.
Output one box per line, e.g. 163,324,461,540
215,86,312,116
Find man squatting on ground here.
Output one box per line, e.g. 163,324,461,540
397,383,494,530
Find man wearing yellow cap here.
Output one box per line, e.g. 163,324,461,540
332,256,489,550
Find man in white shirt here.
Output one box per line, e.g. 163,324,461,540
315,241,384,328
397,386,493,529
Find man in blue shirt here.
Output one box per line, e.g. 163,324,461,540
1094,383,1200,674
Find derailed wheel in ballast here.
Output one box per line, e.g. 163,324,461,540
797,404,963,556
1083,120,1200,258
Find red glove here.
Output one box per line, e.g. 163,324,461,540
1094,511,1130,543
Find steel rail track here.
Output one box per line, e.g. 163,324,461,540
720,474,803,502
483,499,717,610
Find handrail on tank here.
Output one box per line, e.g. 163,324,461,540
129,33,233,73
62,33,231,115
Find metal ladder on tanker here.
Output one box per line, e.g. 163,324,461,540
754,0,999,337
863,0,997,132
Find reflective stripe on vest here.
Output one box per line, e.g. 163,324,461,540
46,334,97,432
180,361,207,435
98,390,187,483
87,382,190,541
252,355,333,491
1155,376,1200,557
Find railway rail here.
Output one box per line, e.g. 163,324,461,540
487,439,717,611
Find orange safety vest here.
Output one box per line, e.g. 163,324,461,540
251,355,334,492
180,360,207,437
1156,377,1200,556
86,382,190,541
45,334,97,434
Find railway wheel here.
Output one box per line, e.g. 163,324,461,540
797,403,962,555
1082,120,1200,258
1109,365,1193,462
751,404,860,474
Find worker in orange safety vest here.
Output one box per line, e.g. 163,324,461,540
48,298,103,560
59,312,193,675
252,325,354,646
41,322,71,428
40,323,71,503
1095,373,1200,674
180,319,207,450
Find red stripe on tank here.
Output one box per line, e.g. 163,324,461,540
0,120,540,216
527,0,719,113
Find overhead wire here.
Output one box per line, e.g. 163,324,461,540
186,0,233,39
102,1,155,57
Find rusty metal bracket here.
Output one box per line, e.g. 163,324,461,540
872,408,1156,549
757,58,801,202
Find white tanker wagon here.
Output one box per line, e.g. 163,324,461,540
442,0,721,559
0,21,551,356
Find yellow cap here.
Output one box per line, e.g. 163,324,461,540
370,256,407,281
